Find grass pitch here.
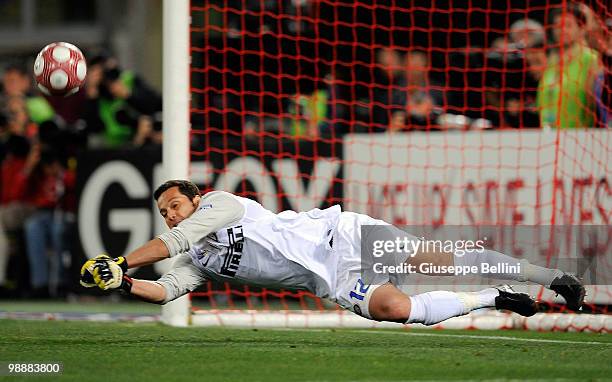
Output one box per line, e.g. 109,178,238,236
1,320,610,381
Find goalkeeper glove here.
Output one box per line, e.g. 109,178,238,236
80,254,114,288
91,256,129,291
81,255,131,293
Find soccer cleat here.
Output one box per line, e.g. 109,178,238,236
494,285,537,317
549,273,585,311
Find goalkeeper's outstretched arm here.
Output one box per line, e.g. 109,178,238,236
124,238,170,268
127,252,206,304
128,279,167,303
79,238,171,303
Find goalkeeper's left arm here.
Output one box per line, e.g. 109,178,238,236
80,190,244,301
80,254,168,303
80,234,172,303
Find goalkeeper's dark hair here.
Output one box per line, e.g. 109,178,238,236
153,180,201,201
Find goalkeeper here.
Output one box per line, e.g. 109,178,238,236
81,180,585,325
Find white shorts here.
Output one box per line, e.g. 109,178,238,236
331,212,409,319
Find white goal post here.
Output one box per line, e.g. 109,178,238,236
160,0,190,327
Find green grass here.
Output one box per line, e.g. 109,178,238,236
1,320,610,381
0,299,159,314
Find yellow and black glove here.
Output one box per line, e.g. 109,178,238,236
79,254,112,288
91,256,127,290
80,255,131,293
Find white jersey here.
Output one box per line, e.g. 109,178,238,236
157,191,341,298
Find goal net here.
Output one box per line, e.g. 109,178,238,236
161,0,611,332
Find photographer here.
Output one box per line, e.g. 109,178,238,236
388,50,445,131
83,54,162,148
485,19,545,129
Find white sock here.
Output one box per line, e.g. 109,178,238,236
407,288,499,326
522,261,564,287
454,249,563,286
464,287,499,308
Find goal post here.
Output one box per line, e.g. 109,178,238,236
160,0,190,327
160,1,611,332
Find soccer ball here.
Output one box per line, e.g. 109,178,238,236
33,42,87,97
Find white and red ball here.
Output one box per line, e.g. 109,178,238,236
33,42,87,97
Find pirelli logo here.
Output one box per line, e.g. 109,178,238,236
220,226,244,277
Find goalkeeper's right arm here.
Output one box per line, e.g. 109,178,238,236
128,279,167,303
81,253,168,304
118,238,176,303
123,238,170,268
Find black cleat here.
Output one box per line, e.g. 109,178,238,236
494,285,537,317
549,273,585,311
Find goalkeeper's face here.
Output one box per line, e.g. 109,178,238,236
157,186,201,228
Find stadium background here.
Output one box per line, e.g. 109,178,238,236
0,0,610,330
0,1,611,380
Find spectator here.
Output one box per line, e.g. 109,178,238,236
287,88,328,139
324,67,372,136
0,134,38,292
22,148,69,297
132,115,163,146
83,54,162,147
504,41,548,128
4,95,38,139
595,20,611,128
536,4,603,128
1,64,55,125
372,47,405,131
2,63,89,165
0,112,6,152
485,19,544,129
40,88,90,158
389,50,444,131
580,5,611,127
509,18,546,49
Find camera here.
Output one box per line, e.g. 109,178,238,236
486,43,526,70
98,66,122,99
485,43,529,89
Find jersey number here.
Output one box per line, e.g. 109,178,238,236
349,279,370,301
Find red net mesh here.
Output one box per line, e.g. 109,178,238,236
188,0,611,319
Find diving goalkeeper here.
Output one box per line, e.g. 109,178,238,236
80,180,585,325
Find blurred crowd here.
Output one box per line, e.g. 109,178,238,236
196,1,610,141
339,4,607,134
0,53,161,298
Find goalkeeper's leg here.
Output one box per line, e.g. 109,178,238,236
367,283,536,325
408,248,585,310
